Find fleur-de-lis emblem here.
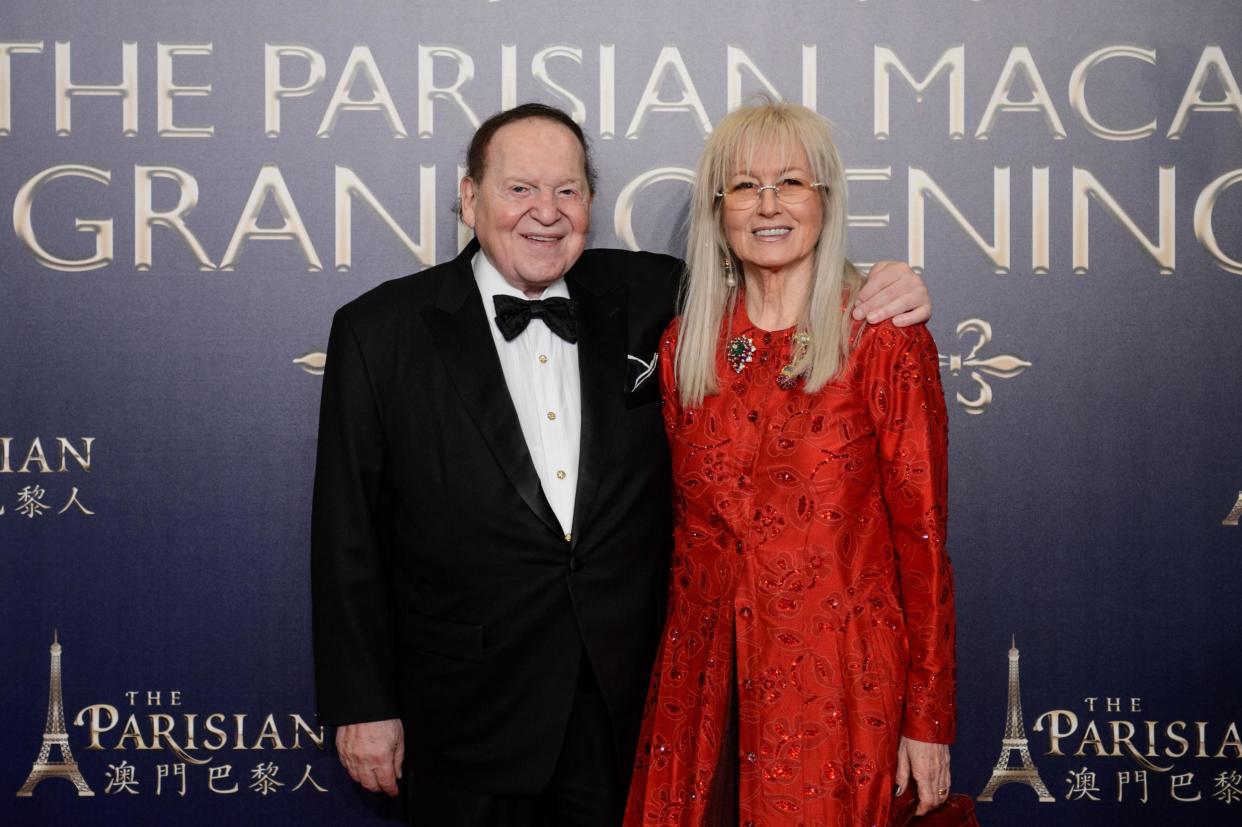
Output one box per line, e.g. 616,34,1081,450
938,319,1030,415
293,352,327,376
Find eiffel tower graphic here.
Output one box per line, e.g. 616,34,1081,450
16,631,94,797
977,635,1054,802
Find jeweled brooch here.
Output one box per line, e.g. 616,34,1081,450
726,335,756,374
776,365,800,390
776,332,812,390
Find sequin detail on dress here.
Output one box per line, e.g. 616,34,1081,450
624,301,957,827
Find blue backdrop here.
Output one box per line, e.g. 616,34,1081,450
3,1,1241,824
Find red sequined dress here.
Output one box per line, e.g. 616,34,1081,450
624,301,957,827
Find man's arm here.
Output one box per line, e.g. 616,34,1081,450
311,308,403,795
852,261,931,327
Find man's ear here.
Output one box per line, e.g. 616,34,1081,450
459,176,478,229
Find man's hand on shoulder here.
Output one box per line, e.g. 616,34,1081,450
852,261,931,327
335,718,404,797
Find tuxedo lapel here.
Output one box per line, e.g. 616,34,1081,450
423,242,562,537
567,263,628,547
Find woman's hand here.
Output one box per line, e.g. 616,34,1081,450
895,735,950,815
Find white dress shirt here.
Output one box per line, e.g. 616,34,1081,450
473,251,581,537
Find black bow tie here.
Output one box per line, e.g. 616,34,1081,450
493,295,579,343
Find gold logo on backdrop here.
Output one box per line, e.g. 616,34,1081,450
938,319,1031,414
1223,491,1242,526
978,636,1055,803
12,631,330,798
293,353,327,376
16,631,95,797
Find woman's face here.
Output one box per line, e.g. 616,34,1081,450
721,142,824,279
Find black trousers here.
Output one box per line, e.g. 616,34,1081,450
405,662,624,827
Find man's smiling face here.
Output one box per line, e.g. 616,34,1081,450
460,117,593,297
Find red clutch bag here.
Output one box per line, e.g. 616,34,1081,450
890,781,981,827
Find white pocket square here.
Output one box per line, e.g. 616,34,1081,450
627,352,658,392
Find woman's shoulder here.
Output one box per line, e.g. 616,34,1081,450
660,315,684,349
846,320,940,384
657,317,683,390
855,318,937,356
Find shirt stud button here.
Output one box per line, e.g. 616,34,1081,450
538,354,548,364
556,470,566,480
547,411,557,421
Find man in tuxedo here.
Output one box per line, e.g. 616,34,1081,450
312,103,931,826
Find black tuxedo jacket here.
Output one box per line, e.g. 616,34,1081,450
312,240,680,795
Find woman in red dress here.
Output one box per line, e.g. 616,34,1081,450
624,101,957,827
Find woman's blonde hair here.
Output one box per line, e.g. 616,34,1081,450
675,98,862,407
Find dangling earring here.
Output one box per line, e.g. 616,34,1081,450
723,253,737,288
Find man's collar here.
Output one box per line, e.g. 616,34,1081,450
472,249,570,301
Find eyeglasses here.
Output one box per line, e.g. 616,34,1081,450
715,179,826,210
